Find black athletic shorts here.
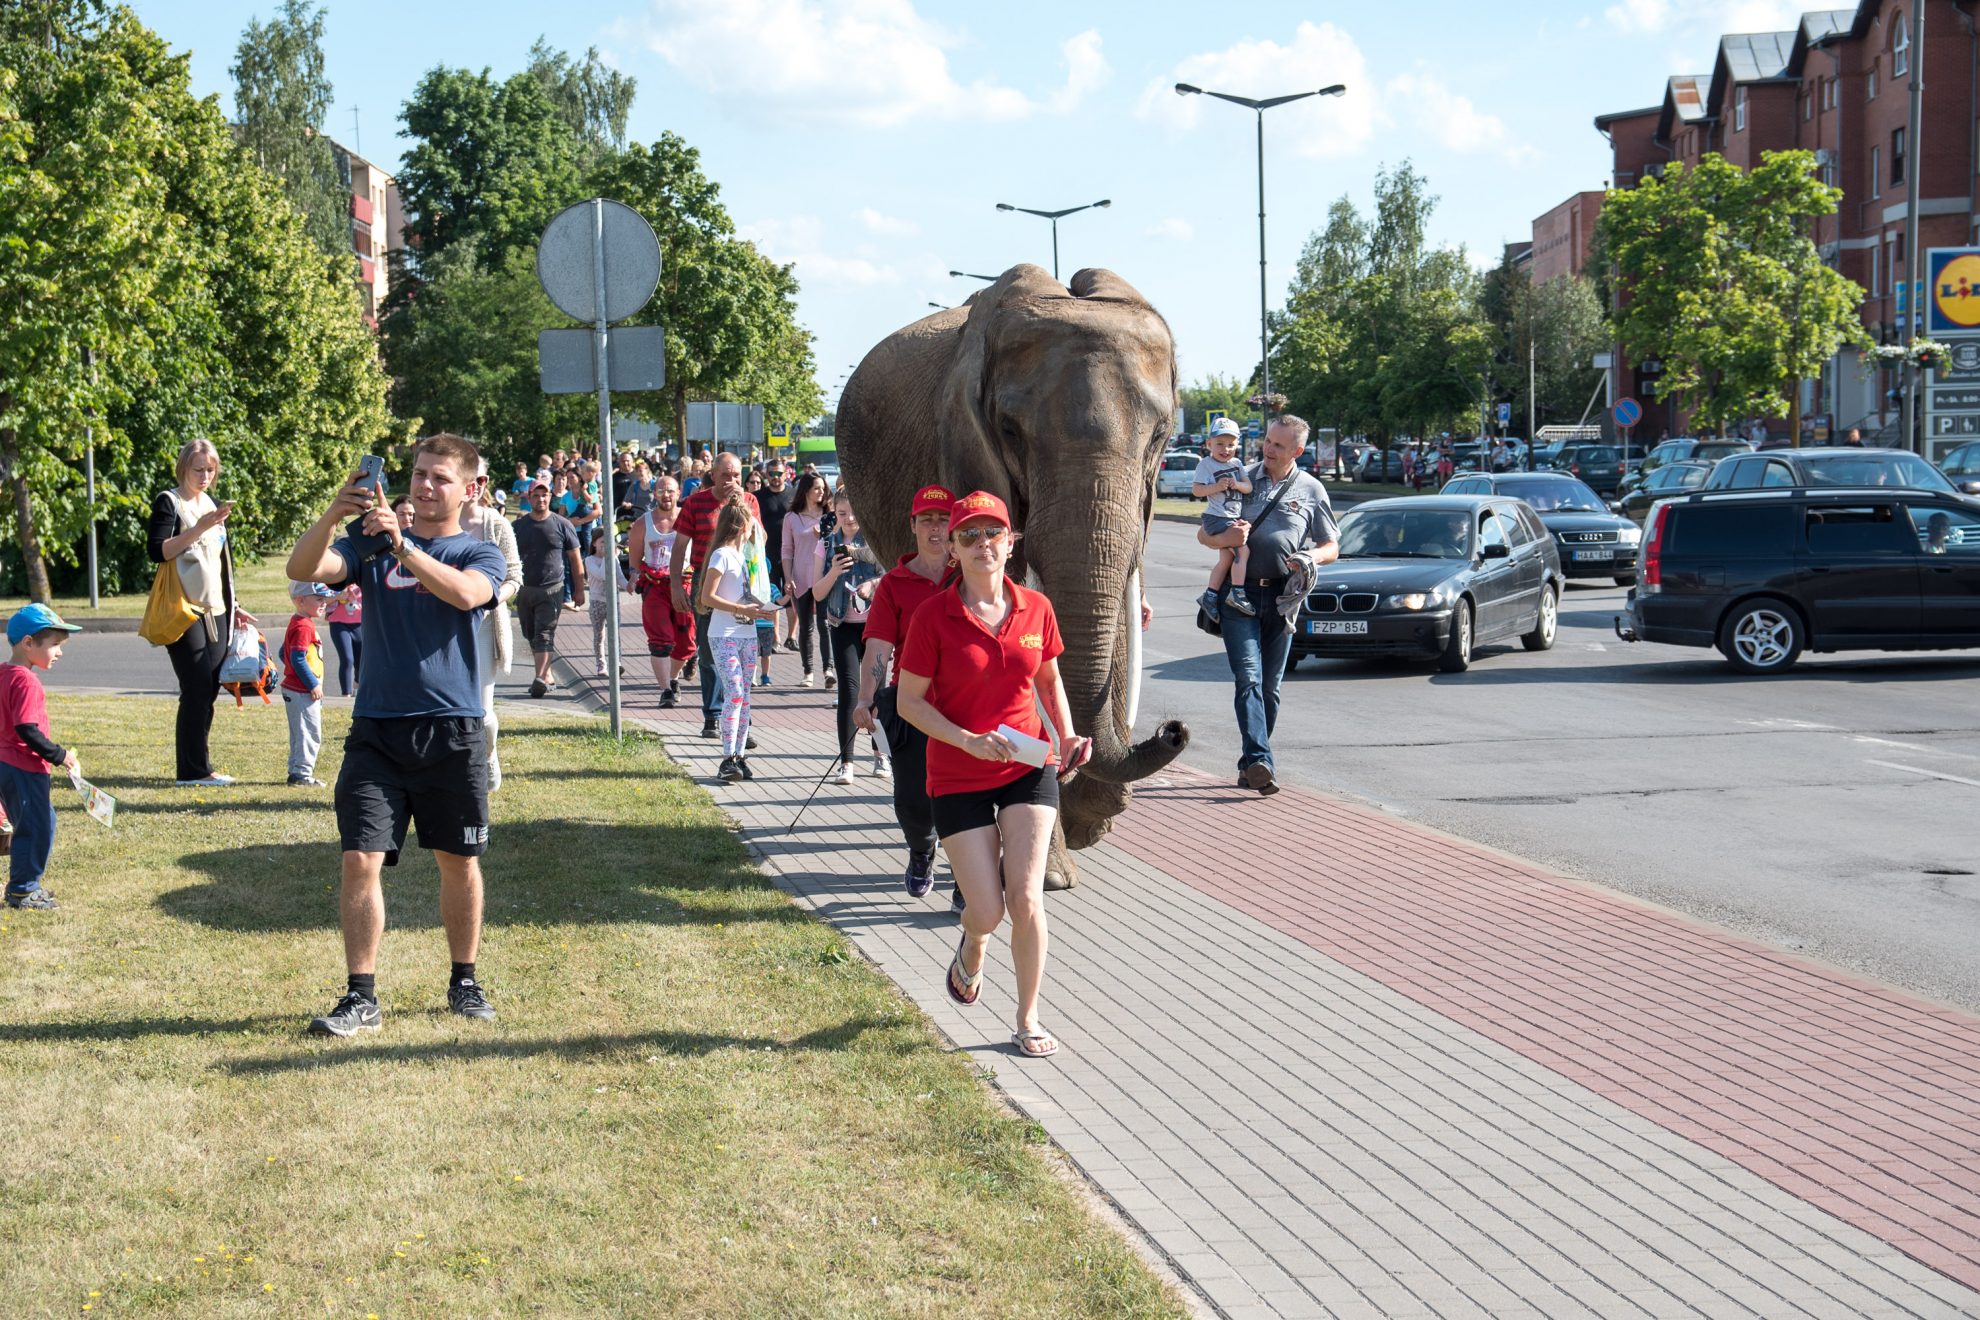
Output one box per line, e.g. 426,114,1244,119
335,715,490,865
932,765,1060,839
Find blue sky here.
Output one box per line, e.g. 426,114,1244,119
139,0,1813,415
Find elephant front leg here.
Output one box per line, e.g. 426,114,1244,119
1044,822,1080,891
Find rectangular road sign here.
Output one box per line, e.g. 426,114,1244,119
538,325,667,395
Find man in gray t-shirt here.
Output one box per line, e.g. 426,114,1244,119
510,480,585,696
1196,416,1339,796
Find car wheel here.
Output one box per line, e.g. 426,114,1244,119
1439,598,1474,672
1613,574,1637,587
1521,584,1557,652
1718,598,1803,674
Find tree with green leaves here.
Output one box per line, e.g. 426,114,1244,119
231,0,347,258
0,1,391,600
526,38,636,157
1599,150,1867,439
1178,373,1259,434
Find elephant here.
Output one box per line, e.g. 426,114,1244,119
837,263,1190,890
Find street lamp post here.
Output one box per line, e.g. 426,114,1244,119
948,269,999,283
1175,82,1346,432
994,200,1112,281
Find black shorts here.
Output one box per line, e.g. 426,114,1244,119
516,585,563,653
932,765,1060,839
335,716,489,865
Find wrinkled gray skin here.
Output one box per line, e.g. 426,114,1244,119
838,264,1190,889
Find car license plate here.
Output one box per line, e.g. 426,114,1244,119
1572,549,1613,561
1309,620,1368,635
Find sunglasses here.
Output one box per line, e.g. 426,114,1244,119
950,526,1010,548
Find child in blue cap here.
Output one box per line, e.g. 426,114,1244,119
1,604,84,910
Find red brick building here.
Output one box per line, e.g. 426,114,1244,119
1594,2,1980,446
1529,191,1604,286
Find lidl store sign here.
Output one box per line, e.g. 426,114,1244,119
1927,248,1980,335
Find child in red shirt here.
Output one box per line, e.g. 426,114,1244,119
1,605,84,911
281,582,332,787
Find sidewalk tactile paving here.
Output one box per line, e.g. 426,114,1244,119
556,617,1980,1318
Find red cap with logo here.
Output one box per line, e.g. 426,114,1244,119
910,484,955,519
947,490,1012,535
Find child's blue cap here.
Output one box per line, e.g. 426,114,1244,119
289,580,335,599
7,603,83,645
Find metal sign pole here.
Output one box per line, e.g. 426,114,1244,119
592,198,623,737
84,347,98,609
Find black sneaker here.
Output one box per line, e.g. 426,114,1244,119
447,978,496,1021
745,734,759,750
738,758,755,781
951,887,966,915
286,774,325,787
701,718,719,739
658,687,677,708
905,850,937,898
529,679,547,698
718,756,744,784
306,991,381,1037
5,888,57,911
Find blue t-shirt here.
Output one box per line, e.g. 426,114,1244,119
329,532,507,719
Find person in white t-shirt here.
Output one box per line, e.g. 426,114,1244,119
1192,418,1256,622
696,496,779,783
583,525,632,677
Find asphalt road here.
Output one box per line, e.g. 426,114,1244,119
39,529,1980,1013
1132,517,1980,1014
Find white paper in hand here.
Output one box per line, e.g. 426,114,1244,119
994,723,1051,769
68,764,116,829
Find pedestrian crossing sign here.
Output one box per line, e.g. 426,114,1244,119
768,422,791,447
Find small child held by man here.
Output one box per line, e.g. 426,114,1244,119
1194,417,1255,621
282,581,331,787
0,605,84,911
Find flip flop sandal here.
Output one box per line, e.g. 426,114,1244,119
1011,1029,1059,1059
945,936,982,1006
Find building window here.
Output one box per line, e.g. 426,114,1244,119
1868,65,1878,100
1871,144,1881,198
1870,241,1881,297
1893,127,1906,186
1734,86,1748,132
1894,11,1910,77
1803,88,1811,121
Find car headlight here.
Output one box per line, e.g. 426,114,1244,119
1384,590,1441,610
1617,527,1642,545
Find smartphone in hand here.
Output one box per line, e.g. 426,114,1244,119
346,454,394,562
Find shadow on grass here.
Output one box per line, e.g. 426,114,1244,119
219,1015,907,1075
158,818,809,934
0,1015,289,1043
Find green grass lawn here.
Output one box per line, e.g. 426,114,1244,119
0,697,1185,1318
4,557,300,625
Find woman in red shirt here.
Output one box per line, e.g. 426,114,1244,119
897,492,1092,1059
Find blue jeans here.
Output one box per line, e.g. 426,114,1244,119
1219,584,1291,774
0,762,55,896
695,611,723,720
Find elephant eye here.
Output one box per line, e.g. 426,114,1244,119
999,418,1021,447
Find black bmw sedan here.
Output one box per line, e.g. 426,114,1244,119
1442,470,1643,585
1291,496,1564,672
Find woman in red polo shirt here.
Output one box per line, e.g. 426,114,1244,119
897,491,1092,1060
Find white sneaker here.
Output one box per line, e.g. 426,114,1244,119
869,755,892,780
825,671,837,689
174,772,236,788
800,673,814,688
830,761,855,786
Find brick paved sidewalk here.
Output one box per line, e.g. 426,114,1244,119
554,617,1980,1319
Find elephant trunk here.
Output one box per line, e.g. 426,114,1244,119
1027,485,1187,787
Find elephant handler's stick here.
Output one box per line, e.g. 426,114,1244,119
784,755,842,835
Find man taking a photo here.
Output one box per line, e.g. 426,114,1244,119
511,478,586,698
1199,415,1337,796
286,433,511,1037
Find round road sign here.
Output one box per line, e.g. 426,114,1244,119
1612,397,1643,429
536,198,661,324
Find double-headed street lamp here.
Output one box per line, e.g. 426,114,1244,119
994,200,1111,281
1175,82,1345,425
949,269,999,283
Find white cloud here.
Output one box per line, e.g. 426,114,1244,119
1386,69,1532,165
1605,0,1804,36
637,0,1106,128
1138,22,1376,159
1145,218,1194,241
740,216,901,287
856,208,918,237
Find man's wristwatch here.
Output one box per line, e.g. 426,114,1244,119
389,539,415,563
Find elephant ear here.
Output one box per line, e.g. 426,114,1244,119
939,264,1063,510
1067,268,1152,306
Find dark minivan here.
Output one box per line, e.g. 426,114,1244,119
1615,489,1980,672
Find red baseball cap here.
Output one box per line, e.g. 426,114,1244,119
910,484,955,519
947,490,1011,535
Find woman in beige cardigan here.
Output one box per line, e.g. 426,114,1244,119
465,463,524,790
145,438,256,787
